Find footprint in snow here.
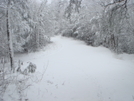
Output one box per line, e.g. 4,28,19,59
55,84,58,88
47,80,53,84
62,81,65,85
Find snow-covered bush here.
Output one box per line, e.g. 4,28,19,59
0,59,37,101
62,28,74,37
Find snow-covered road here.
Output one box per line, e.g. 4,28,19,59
16,36,134,101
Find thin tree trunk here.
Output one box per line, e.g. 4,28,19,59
36,26,39,49
6,2,15,72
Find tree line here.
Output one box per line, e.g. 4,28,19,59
56,0,134,54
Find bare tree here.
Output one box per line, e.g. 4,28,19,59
99,0,128,52
1,0,15,71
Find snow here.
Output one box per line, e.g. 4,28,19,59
13,35,134,101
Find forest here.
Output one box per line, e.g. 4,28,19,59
0,0,134,101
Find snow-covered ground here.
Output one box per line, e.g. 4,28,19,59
14,35,134,101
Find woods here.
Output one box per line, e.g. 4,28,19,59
60,0,134,54
0,0,52,100
0,0,134,101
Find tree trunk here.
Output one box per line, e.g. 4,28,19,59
34,25,39,50
6,2,15,72
36,26,40,49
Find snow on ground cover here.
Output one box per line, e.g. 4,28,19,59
13,35,134,101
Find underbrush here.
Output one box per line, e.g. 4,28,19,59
61,25,134,54
0,58,37,101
